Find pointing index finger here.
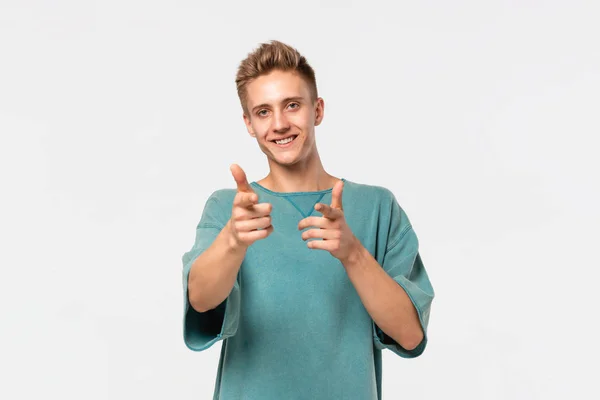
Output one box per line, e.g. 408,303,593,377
315,203,343,220
236,191,258,208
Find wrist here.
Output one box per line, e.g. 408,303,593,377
341,238,366,268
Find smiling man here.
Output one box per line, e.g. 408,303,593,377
181,40,435,400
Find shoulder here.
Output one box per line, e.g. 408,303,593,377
206,188,237,208
343,178,397,206
344,179,410,226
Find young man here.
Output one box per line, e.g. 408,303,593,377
182,40,434,400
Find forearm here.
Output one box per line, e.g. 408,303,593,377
188,220,247,313
342,243,423,350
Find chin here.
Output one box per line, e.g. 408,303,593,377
273,156,300,166
271,152,303,166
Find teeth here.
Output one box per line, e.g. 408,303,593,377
275,136,294,145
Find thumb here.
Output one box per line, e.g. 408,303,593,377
230,163,254,193
330,180,344,210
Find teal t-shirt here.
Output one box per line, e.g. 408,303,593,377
181,178,434,400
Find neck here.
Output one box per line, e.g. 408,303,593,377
260,147,338,192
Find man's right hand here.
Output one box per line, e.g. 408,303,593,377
228,164,273,249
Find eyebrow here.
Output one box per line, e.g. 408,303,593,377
251,96,305,113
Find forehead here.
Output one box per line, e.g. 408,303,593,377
246,70,311,108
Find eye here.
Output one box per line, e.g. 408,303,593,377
257,109,268,117
288,102,299,110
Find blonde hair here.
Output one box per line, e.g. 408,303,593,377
235,40,318,116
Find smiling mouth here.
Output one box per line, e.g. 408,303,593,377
271,135,298,145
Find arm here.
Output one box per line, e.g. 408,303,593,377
188,220,247,312
298,183,433,356
342,242,423,351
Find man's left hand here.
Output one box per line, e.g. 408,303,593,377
298,180,361,263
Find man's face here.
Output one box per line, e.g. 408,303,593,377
243,69,324,166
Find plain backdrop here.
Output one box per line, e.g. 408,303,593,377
1,1,599,399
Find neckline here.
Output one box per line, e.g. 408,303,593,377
250,178,346,196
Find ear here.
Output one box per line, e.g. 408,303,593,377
243,113,255,137
314,97,325,126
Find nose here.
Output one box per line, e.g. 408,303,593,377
271,109,290,133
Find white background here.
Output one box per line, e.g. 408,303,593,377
1,1,599,399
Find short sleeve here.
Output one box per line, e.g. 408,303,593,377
373,193,434,358
181,193,241,351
